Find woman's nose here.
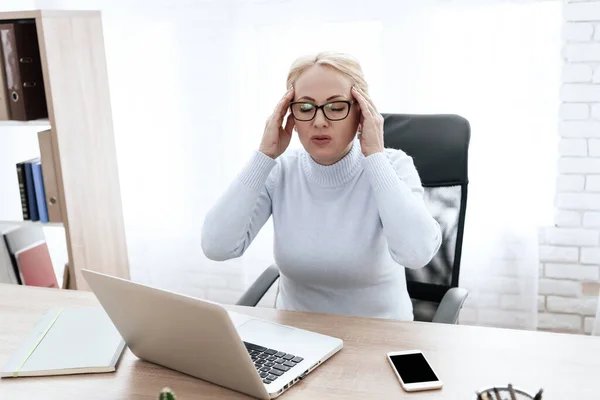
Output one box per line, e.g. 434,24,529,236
313,108,329,128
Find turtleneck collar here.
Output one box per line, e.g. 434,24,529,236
300,138,363,187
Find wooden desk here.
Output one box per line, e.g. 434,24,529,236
1,284,599,400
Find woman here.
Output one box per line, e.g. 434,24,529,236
201,51,441,321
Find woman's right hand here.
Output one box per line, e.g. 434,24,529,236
259,87,295,159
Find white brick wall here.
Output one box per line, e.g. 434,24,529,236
560,104,589,120
556,193,600,210
581,248,600,264
585,174,600,189
555,210,582,227
540,245,579,262
583,211,600,227
538,313,582,333
545,228,599,246
584,316,596,334
547,296,598,315
592,104,600,119
562,64,593,82
501,295,535,311
564,43,600,61
589,141,600,156
563,22,593,41
538,295,546,312
559,138,587,156
565,2,600,21
545,263,600,280
539,279,583,297
539,245,579,262
557,175,585,191
594,67,600,82
541,0,600,334
560,85,600,102
559,158,600,173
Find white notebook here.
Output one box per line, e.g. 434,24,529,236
1,306,126,378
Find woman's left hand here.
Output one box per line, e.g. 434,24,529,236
352,86,384,157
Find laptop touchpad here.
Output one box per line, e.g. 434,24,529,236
237,319,294,345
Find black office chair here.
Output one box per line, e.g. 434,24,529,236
236,113,471,324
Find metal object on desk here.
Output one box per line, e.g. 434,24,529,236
476,384,543,400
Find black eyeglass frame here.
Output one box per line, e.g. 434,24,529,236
289,100,355,122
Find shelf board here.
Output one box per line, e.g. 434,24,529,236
0,119,50,127
0,10,100,21
0,10,40,21
0,220,63,228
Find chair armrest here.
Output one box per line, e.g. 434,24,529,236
432,287,468,324
236,264,280,307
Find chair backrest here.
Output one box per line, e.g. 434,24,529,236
382,113,471,322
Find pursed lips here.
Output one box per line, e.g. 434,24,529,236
311,135,332,141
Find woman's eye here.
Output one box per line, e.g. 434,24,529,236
325,103,346,112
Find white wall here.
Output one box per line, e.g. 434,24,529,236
32,0,262,302
2,1,581,331
537,0,600,334
21,0,562,323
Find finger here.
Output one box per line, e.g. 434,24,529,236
270,92,291,126
355,88,383,127
352,86,374,119
274,87,295,120
351,86,371,116
283,112,295,135
354,86,378,115
354,87,376,115
353,86,376,109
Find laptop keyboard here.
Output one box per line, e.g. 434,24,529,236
244,341,304,385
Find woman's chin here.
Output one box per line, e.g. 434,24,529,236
308,147,341,165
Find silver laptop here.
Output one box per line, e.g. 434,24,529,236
81,269,343,399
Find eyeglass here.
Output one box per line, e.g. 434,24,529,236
289,100,354,122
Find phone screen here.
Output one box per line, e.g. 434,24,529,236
389,353,439,384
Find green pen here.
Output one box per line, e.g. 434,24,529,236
159,387,176,400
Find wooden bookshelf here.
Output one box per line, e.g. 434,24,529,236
0,119,49,126
0,220,64,228
0,10,130,290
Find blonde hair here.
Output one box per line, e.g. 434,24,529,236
286,51,369,95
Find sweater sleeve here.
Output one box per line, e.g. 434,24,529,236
201,151,277,261
363,149,442,269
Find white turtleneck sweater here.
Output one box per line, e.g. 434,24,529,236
201,139,442,320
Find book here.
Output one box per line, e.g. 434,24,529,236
0,306,126,378
0,223,21,285
0,31,8,120
15,162,30,220
0,21,48,121
0,231,19,284
32,160,49,223
62,262,70,289
3,224,57,288
14,241,58,288
23,158,40,221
